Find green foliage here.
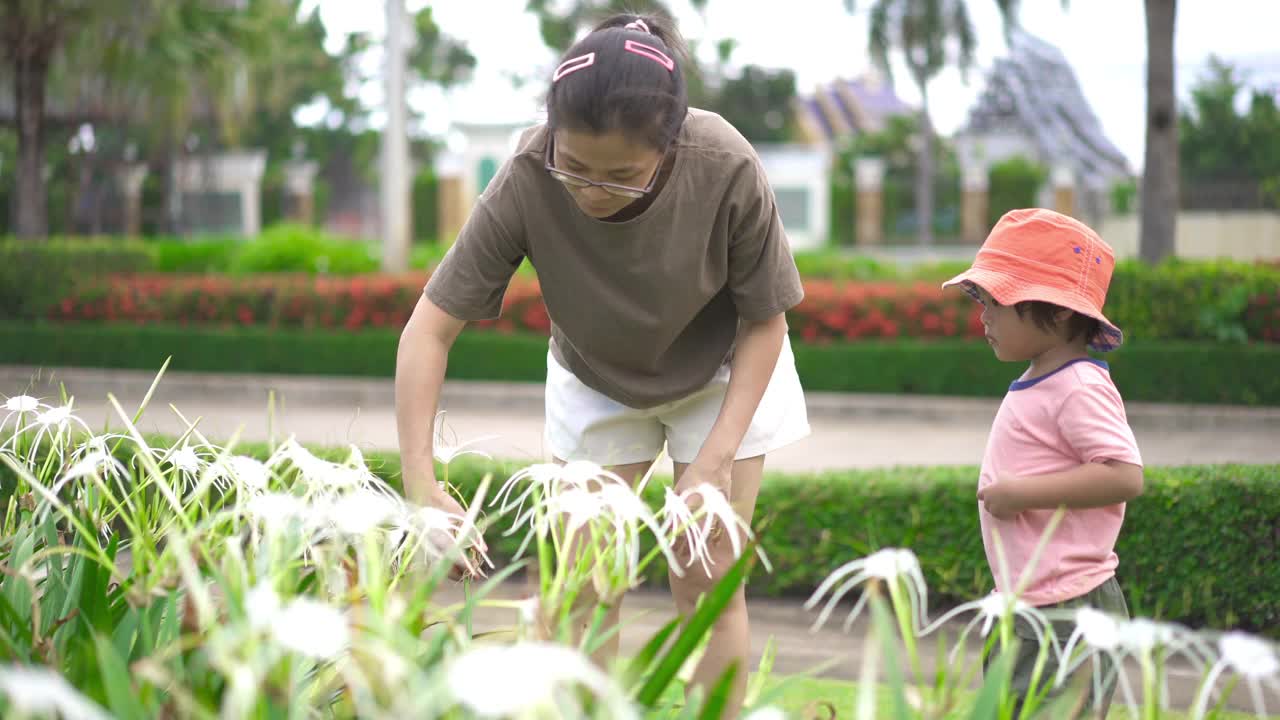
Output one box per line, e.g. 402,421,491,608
711,65,798,143
1110,178,1139,215
986,156,1048,228
151,235,243,273
1180,56,1280,207
4,323,1278,407
1106,258,1280,343
413,169,440,244
204,446,1280,636
229,224,379,275
830,115,962,243
0,239,154,319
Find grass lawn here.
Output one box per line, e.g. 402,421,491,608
757,676,1256,719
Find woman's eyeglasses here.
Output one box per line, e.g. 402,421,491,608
544,135,665,199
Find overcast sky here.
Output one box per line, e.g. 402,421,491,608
299,0,1280,171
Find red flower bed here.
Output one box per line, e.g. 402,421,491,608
51,273,986,341
70,272,1225,344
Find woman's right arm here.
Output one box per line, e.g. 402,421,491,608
395,293,467,508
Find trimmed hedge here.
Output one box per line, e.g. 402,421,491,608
0,239,155,319
3,323,1278,406
139,442,1279,636
42,260,1280,344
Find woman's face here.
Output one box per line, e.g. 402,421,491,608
549,129,666,219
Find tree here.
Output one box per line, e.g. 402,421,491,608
1140,0,1177,263
711,65,797,144
0,0,312,238
0,0,142,238
845,0,1022,246
1178,56,1280,209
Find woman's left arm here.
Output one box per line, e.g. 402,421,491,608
681,312,788,490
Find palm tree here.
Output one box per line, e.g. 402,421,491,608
846,0,1022,246
1140,0,1176,263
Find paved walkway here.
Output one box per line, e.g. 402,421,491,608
4,365,1278,714
3,366,1278,472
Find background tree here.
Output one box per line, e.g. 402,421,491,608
843,0,1024,246
1179,56,1280,209
1140,0,1177,263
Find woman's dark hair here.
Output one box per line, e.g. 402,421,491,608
545,12,689,150
1014,301,1102,345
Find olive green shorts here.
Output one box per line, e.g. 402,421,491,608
986,576,1130,718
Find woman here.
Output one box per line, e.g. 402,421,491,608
395,13,809,714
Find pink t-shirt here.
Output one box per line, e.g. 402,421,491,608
979,358,1143,606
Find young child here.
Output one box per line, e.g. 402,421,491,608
943,208,1144,716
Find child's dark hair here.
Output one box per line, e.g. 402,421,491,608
1014,301,1102,345
545,12,689,151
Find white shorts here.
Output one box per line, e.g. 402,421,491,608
545,337,811,466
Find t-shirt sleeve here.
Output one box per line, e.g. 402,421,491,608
1056,381,1144,467
424,180,526,322
726,158,804,322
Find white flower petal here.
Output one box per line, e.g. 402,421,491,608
245,584,281,630
271,598,349,659
448,642,633,718
4,395,40,413
1221,632,1280,679
0,665,111,720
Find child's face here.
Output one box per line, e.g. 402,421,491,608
974,285,1061,363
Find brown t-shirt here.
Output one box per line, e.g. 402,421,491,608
425,109,804,409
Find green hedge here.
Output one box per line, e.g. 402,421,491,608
0,239,155,318
147,442,1276,636
3,323,1278,406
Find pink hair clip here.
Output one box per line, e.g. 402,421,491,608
552,52,595,82
624,18,651,34
623,40,674,72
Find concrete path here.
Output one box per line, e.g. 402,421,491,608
3,365,1277,472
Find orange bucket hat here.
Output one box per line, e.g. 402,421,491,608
942,208,1124,352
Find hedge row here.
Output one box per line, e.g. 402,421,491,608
3,323,1278,406
0,239,153,320
46,273,985,342
39,267,1280,345
146,442,1280,637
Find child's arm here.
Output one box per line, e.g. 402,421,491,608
978,461,1143,519
980,379,1144,520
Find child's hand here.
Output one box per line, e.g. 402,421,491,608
978,477,1023,520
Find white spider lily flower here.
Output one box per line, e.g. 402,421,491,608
11,403,90,466
270,597,350,660
272,437,395,499
665,483,766,575
1054,608,1143,712
806,548,929,633
36,405,74,429
392,504,490,576
0,664,111,720
1192,632,1280,720
215,456,272,494
4,394,40,414
494,461,624,523
326,489,405,536
0,395,43,444
660,487,706,570
244,583,282,630
447,642,636,719
433,435,496,465
245,493,311,530
431,411,497,465
918,592,1054,666
52,450,130,492
156,442,209,488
